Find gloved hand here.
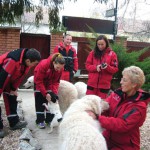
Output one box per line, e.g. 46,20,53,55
47,91,58,103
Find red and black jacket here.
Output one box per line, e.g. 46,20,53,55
0,48,30,94
86,47,118,89
53,42,78,73
99,89,150,150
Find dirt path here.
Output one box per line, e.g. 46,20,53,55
0,90,150,149
20,90,59,150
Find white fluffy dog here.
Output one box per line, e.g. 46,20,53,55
43,101,62,133
59,95,109,150
57,80,78,114
74,81,87,99
23,76,78,113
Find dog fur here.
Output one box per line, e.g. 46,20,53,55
43,101,62,133
59,95,109,150
74,81,87,99
57,80,78,114
23,76,78,113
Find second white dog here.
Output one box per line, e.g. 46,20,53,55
23,76,82,113
59,95,109,150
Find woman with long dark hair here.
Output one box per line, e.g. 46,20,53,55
86,35,118,99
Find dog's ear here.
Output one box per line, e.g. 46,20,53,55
81,95,104,115
87,95,101,115
94,97,102,115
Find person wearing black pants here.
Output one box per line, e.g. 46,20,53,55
34,53,65,129
0,48,41,138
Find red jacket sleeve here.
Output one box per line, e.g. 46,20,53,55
12,68,30,90
72,47,78,72
34,63,48,97
53,45,59,54
0,58,15,93
47,77,60,95
85,51,97,73
99,103,147,133
105,51,118,74
99,108,146,133
1,59,17,92
0,58,30,92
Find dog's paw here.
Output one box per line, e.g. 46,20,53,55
48,127,53,134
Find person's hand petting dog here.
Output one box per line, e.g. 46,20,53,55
46,93,51,102
86,110,98,120
10,90,18,96
46,92,58,103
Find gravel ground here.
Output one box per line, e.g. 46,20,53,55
0,102,21,150
0,101,150,150
140,103,150,150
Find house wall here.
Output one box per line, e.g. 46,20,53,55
50,33,63,54
0,27,20,54
127,41,150,60
0,28,150,86
0,28,149,66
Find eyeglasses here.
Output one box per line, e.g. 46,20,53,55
121,78,129,83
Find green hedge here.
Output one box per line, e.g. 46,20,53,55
111,41,150,91
86,26,150,91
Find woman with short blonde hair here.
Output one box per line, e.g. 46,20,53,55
88,66,150,150
122,66,145,90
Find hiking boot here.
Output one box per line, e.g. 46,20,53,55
0,129,4,138
10,121,27,130
36,122,45,129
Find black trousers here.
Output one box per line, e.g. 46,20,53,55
0,107,3,129
2,93,19,127
34,92,54,124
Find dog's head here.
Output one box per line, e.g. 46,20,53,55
23,76,34,89
43,101,63,123
74,82,87,99
81,95,109,115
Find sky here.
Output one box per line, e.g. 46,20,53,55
59,0,150,21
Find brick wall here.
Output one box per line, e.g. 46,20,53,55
115,36,127,48
50,33,63,54
0,27,21,54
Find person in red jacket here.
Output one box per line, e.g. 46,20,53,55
34,53,65,129
0,48,41,138
53,34,78,82
85,35,118,99
88,66,150,150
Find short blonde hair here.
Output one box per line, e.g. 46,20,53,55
122,66,145,90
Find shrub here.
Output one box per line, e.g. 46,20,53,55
87,35,150,91
86,26,150,91
111,41,150,91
